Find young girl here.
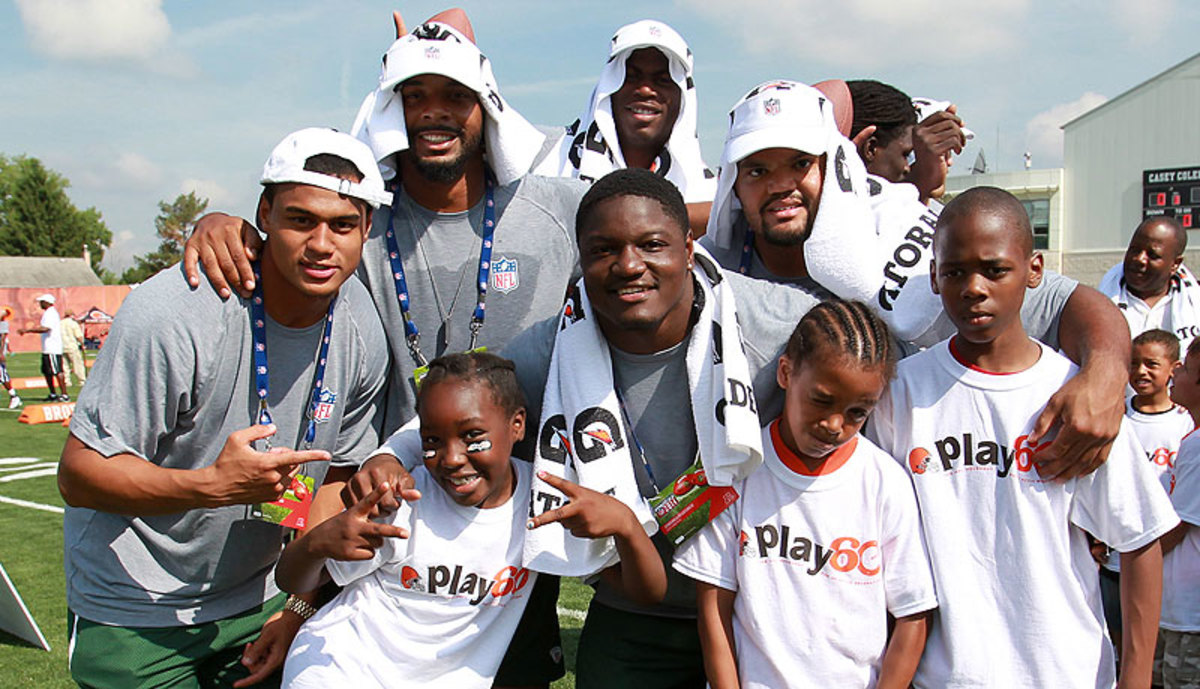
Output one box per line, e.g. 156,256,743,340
674,300,937,688
276,352,665,688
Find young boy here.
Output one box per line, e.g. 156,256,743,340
1100,329,1193,649
1161,338,1200,688
870,186,1179,688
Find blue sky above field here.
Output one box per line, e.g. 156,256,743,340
2,0,1197,270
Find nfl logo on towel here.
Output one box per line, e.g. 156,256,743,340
491,257,519,293
764,98,781,116
313,389,337,422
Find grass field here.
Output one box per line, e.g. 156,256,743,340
0,351,593,688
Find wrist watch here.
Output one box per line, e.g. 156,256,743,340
284,594,318,621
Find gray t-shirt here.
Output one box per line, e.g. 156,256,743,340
359,174,586,435
65,265,389,627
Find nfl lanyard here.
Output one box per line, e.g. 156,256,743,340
250,262,336,450
738,228,755,275
384,175,497,367
614,388,661,495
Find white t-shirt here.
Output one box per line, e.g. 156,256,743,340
0,321,8,355
40,306,62,355
869,338,1179,689
1104,401,1193,571
674,422,937,689
283,460,537,689
1163,430,1200,631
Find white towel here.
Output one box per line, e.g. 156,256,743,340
707,80,944,341
524,248,762,577
1099,262,1200,342
532,20,716,203
911,96,976,140
349,21,544,186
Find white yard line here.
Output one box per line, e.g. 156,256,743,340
0,495,63,515
0,462,57,474
0,458,45,465
0,468,59,483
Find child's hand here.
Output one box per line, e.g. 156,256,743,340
305,482,409,562
527,471,640,540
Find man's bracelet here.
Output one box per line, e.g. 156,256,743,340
283,595,318,621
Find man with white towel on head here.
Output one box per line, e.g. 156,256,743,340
181,10,585,687
701,79,1135,480
534,19,717,235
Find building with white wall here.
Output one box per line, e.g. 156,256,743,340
944,52,1200,286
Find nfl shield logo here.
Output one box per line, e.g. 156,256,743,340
764,98,781,116
491,257,519,294
313,389,337,423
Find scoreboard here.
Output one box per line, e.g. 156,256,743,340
1144,166,1200,229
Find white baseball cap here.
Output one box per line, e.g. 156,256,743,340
379,22,486,94
261,128,392,208
722,80,837,166
36,293,55,305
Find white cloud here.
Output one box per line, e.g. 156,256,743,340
113,153,161,187
1024,92,1108,165
180,179,235,207
1109,0,1176,45
15,0,170,61
676,0,1030,69
75,152,162,191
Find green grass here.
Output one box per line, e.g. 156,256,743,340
0,351,79,687
0,351,594,687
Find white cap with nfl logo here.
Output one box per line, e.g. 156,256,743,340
261,128,392,209
706,80,841,249
722,80,837,165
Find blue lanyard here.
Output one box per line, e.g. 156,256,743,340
250,262,336,450
384,176,497,366
738,227,755,275
615,388,661,494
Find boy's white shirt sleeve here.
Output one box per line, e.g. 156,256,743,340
672,490,741,591
1070,420,1180,552
369,415,422,470
864,386,899,462
1173,439,1200,526
877,460,939,618
324,501,413,587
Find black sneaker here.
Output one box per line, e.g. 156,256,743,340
43,394,58,402
58,394,70,402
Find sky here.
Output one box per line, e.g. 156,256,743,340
2,0,1197,272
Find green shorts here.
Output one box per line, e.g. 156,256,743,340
68,594,286,689
574,600,705,689
1162,628,1200,689
494,573,565,687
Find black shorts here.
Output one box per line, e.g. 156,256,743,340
493,573,565,686
41,353,63,377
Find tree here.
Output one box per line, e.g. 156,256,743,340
121,191,209,284
0,156,112,270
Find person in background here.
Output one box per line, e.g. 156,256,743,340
60,308,87,386
0,306,20,409
1099,216,1200,350
19,294,68,402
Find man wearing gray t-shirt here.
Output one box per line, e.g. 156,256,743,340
179,12,582,687
58,129,390,689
